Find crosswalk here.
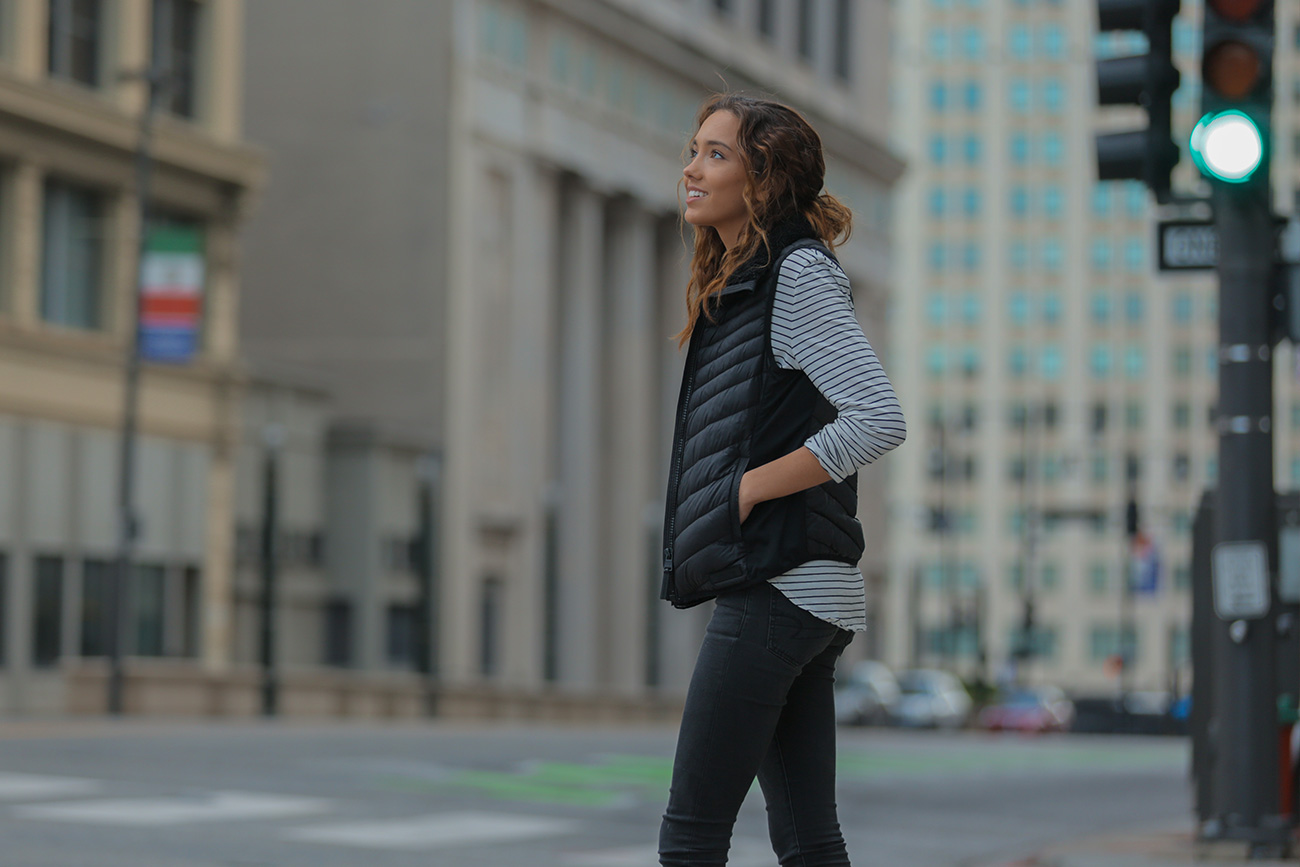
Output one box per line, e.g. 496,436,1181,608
0,771,774,863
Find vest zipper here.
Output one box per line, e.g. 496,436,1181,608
662,352,698,604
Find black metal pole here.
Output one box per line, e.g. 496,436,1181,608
1211,175,1284,851
415,453,441,715
1120,493,1137,714
259,426,281,717
108,25,169,715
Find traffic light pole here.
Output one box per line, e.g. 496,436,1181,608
1211,178,1285,850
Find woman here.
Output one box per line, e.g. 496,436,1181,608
659,94,906,866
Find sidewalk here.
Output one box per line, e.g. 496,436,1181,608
999,823,1298,866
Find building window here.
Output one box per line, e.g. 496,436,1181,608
1042,239,1063,272
832,0,852,80
1091,403,1108,433
1091,238,1112,271
1042,294,1062,325
324,596,352,667
1041,23,1065,59
960,293,980,325
1092,184,1111,217
1011,186,1030,218
1090,345,1113,378
1009,292,1030,326
712,0,732,16
1173,401,1191,429
1123,345,1145,379
152,0,202,118
1089,564,1109,596
928,188,947,219
181,565,201,657
386,603,416,669
47,0,101,87
1173,453,1190,482
33,555,64,668
1010,133,1029,165
1010,78,1031,113
41,178,105,330
1043,132,1063,166
930,135,948,165
757,0,776,39
1173,346,1192,377
962,134,981,164
963,80,982,111
1043,186,1063,219
961,188,980,218
1090,625,1138,664
80,558,112,656
1009,345,1029,378
928,26,950,61
797,0,815,60
1010,24,1031,60
134,563,165,657
961,26,983,60
1041,79,1064,113
930,81,949,111
1172,291,1193,323
480,575,504,677
0,552,6,667
1091,292,1112,323
1040,345,1063,380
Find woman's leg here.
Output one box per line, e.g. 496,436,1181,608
757,594,854,866
659,582,843,866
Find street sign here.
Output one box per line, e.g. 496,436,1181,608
1158,220,1218,271
1211,541,1270,620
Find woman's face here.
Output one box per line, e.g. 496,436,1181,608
682,110,749,249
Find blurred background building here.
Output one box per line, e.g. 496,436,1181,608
0,0,262,714
885,0,1300,696
237,0,902,714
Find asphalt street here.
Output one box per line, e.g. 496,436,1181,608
0,719,1190,867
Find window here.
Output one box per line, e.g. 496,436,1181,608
1173,453,1190,482
135,563,165,657
963,80,982,111
1043,186,1063,219
1090,625,1138,664
1010,78,1031,113
153,0,203,118
961,241,980,271
386,603,417,669
960,293,980,325
1009,292,1030,326
324,597,352,667
930,135,949,165
929,27,950,60
961,27,983,60
757,0,777,38
1042,79,1064,113
930,81,949,111
1123,346,1145,379
1042,239,1063,272
1009,626,1058,661
1173,401,1191,429
928,188,947,219
481,575,504,677
797,0,815,60
1089,564,1109,596
1009,25,1031,60
1091,403,1107,433
1091,238,1112,270
961,188,980,217
1092,184,1112,217
926,293,947,326
1090,344,1113,378
928,242,947,271
41,178,106,330
1040,345,1063,380
1124,237,1145,272
1042,294,1062,324
1040,24,1065,59
1124,182,1146,216
80,558,112,656
1010,241,1028,270
832,0,852,80
1172,291,1193,324
1010,133,1030,165
1042,132,1063,166
48,0,102,87
33,555,63,668
1173,346,1192,377
1125,401,1143,430
1091,292,1112,323
1009,345,1029,378
962,134,981,164
1124,292,1144,323
1011,186,1030,218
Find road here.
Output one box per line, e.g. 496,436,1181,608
0,719,1190,867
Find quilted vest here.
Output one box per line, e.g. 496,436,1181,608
660,232,866,609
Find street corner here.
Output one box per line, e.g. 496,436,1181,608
996,823,1300,867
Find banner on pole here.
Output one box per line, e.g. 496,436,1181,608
1130,531,1161,596
140,226,203,363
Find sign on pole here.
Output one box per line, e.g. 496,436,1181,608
1211,541,1270,620
1158,220,1218,271
139,226,204,363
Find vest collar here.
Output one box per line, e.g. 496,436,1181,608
720,215,819,297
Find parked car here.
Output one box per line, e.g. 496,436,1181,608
1070,692,1186,735
893,669,972,729
978,686,1075,733
834,660,901,726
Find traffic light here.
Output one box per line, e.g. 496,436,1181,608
1094,0,1182,202
1191,0,1273,185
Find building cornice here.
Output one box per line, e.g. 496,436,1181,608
0,73,266,191
533,0,906,184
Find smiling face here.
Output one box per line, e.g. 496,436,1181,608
682,110,750,250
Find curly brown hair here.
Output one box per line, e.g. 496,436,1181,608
674,93,853,349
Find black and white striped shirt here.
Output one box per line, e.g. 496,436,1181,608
767,247,906,631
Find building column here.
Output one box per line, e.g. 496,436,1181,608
555,179,604,691
506,158,560,689
602,200,657,694
10,163,40,329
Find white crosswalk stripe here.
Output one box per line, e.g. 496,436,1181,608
284,811,578,850
13,790,333,825
0,773,103,800
565,837,774,866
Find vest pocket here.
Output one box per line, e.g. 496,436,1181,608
727,460,747,540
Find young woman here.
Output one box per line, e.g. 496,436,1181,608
658,94,906,866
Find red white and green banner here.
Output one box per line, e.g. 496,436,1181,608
139,226,204,363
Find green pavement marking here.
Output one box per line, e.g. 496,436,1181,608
835,743,1186,781
376,754,674,807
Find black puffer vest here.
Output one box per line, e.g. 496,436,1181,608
661,219,866,609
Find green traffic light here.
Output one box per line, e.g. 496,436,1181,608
1189,110,1264,183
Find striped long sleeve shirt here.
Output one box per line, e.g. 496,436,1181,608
767,246,907,631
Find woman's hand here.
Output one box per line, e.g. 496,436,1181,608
738,472,757,525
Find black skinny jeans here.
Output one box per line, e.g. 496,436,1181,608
659,579,854,866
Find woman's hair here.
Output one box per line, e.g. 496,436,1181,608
674,93,852,349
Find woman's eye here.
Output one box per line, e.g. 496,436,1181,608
711,150,724,159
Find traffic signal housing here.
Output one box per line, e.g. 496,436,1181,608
1191,0,1273,186
1094,0,1182,202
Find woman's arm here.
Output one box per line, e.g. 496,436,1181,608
738,250,906,523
